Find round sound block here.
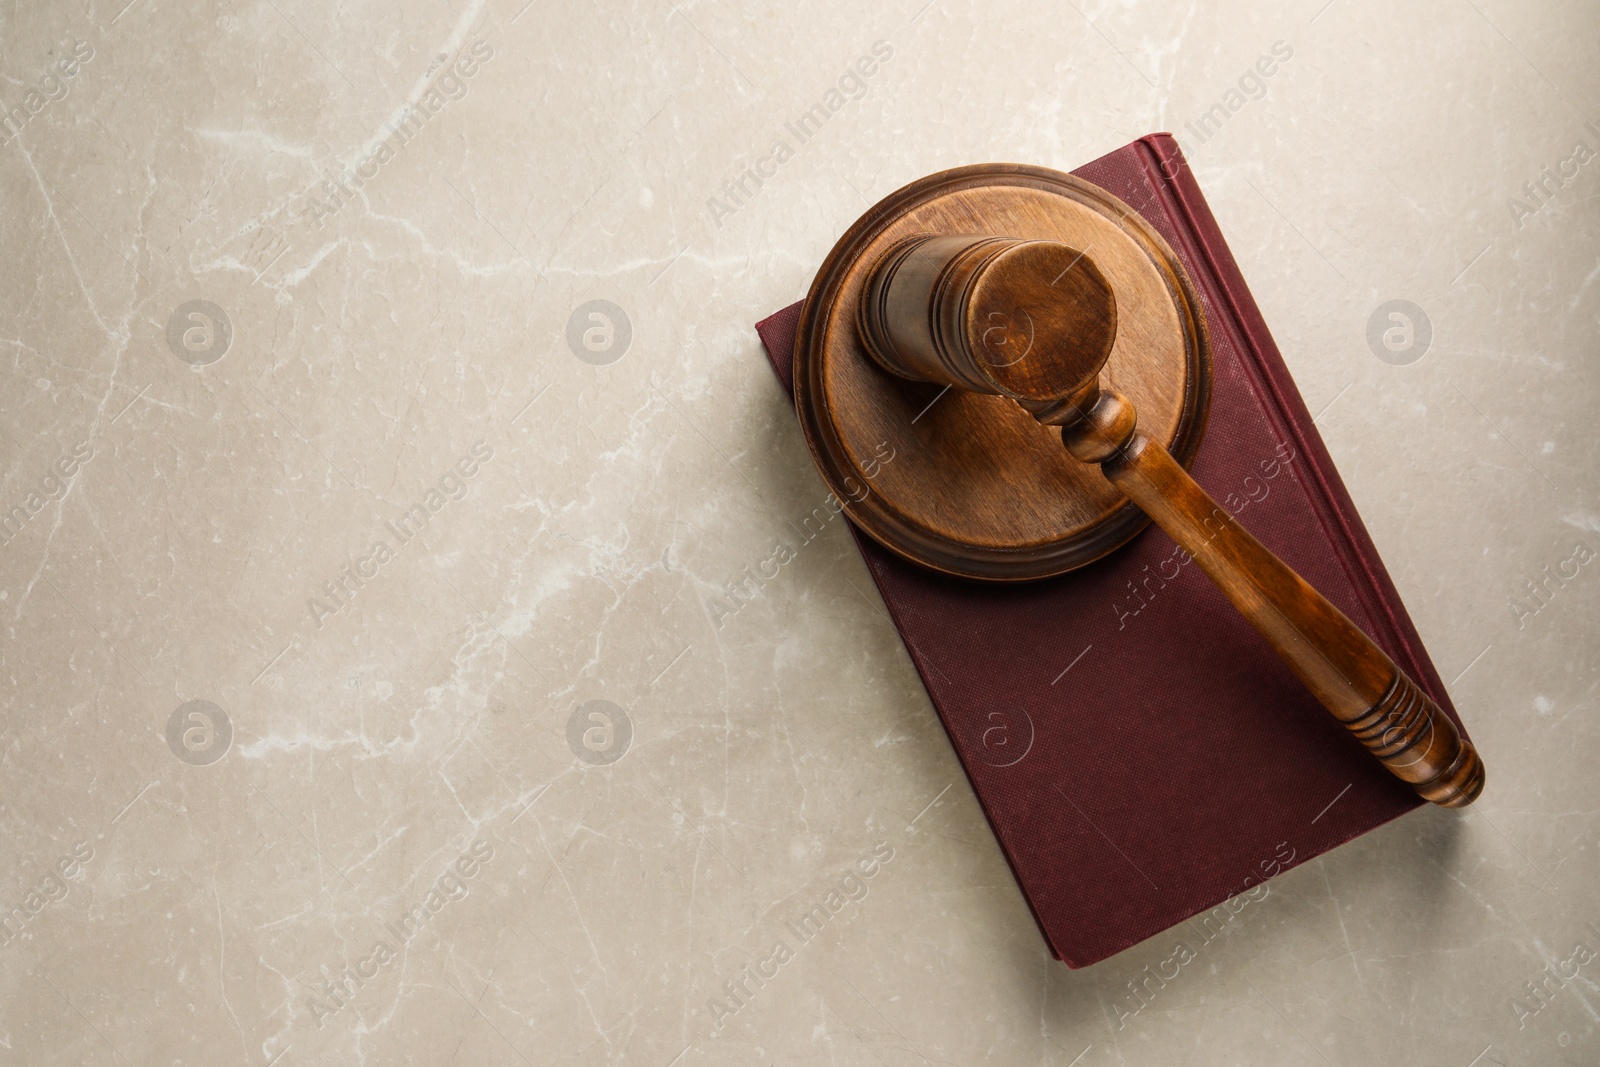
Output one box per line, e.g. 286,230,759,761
793,164,1212,581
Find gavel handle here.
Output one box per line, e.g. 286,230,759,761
1057,396,1485,807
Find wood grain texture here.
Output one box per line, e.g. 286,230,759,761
793,165,1210,580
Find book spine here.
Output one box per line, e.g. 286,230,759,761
1130,133,1462,726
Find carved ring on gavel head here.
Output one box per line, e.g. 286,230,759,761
792,164,1483,808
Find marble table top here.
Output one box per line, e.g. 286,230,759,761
1,1,1596,1064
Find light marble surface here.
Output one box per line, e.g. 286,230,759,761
1,1,1596,1064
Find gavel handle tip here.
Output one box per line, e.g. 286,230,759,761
1415,740,1486,808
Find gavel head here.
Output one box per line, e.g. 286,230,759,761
857,235,1118,405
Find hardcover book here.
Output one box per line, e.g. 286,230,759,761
755,134,1472,968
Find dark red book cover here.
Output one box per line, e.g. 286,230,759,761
756,134,1469,968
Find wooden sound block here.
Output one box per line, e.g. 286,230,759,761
793,164,1211,581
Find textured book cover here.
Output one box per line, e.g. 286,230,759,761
756,134,1470,968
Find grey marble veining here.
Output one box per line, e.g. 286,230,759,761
0,1,1596,1064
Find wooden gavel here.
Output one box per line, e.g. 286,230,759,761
855,234,1485,807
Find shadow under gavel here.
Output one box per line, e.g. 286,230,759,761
857,234,1485,808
